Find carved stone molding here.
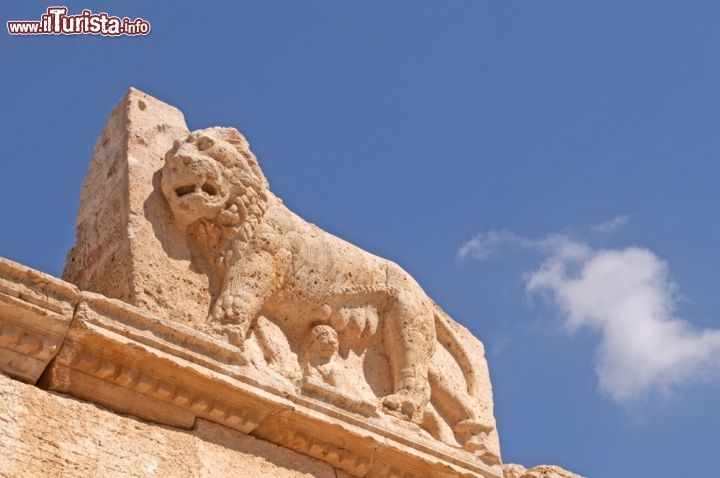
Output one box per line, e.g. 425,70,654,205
0,257,78,383
30,289,502,477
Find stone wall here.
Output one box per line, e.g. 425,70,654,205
0,372,346,478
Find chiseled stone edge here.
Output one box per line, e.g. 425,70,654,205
0,257,79,383
73,292,500,474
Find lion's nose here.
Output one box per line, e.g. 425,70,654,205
182,156,193,165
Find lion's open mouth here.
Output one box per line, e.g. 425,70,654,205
174,182,219,198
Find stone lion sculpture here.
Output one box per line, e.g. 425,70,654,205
160,127,499,463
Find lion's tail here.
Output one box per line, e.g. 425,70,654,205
433,304,480,397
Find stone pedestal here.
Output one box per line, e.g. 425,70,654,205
63,88,210,326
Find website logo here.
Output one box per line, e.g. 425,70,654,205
7,7,150,36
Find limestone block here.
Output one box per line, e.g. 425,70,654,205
0,372,345,478
63,88,210,326
0,257,78,383
43,291,278,431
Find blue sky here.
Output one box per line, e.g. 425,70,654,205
2,2,719,476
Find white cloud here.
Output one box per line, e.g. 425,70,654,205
457,230,527,260
590,214,630,234
457,216,630,261
527,240,720,402
458,229,593,264
460,227,720,403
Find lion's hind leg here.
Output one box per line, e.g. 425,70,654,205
380,291,435,424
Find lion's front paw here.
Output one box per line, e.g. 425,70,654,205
210,293,248,325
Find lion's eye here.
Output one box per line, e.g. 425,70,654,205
197,137,214,152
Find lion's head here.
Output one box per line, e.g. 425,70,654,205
161,127,269,234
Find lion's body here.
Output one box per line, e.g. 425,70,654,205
160,127,498,462
218,200,437,421
258,204,424,308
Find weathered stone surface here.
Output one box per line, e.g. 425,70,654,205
159,126,501,461
62,89,502,466
41,290,500,478
63,88,210,326
0,257,78,383
0,372,346,478
503,464,584,478
0,88,584,478
0,254,584,477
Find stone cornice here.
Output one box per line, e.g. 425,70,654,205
0,258,78,383
0,257,502,478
